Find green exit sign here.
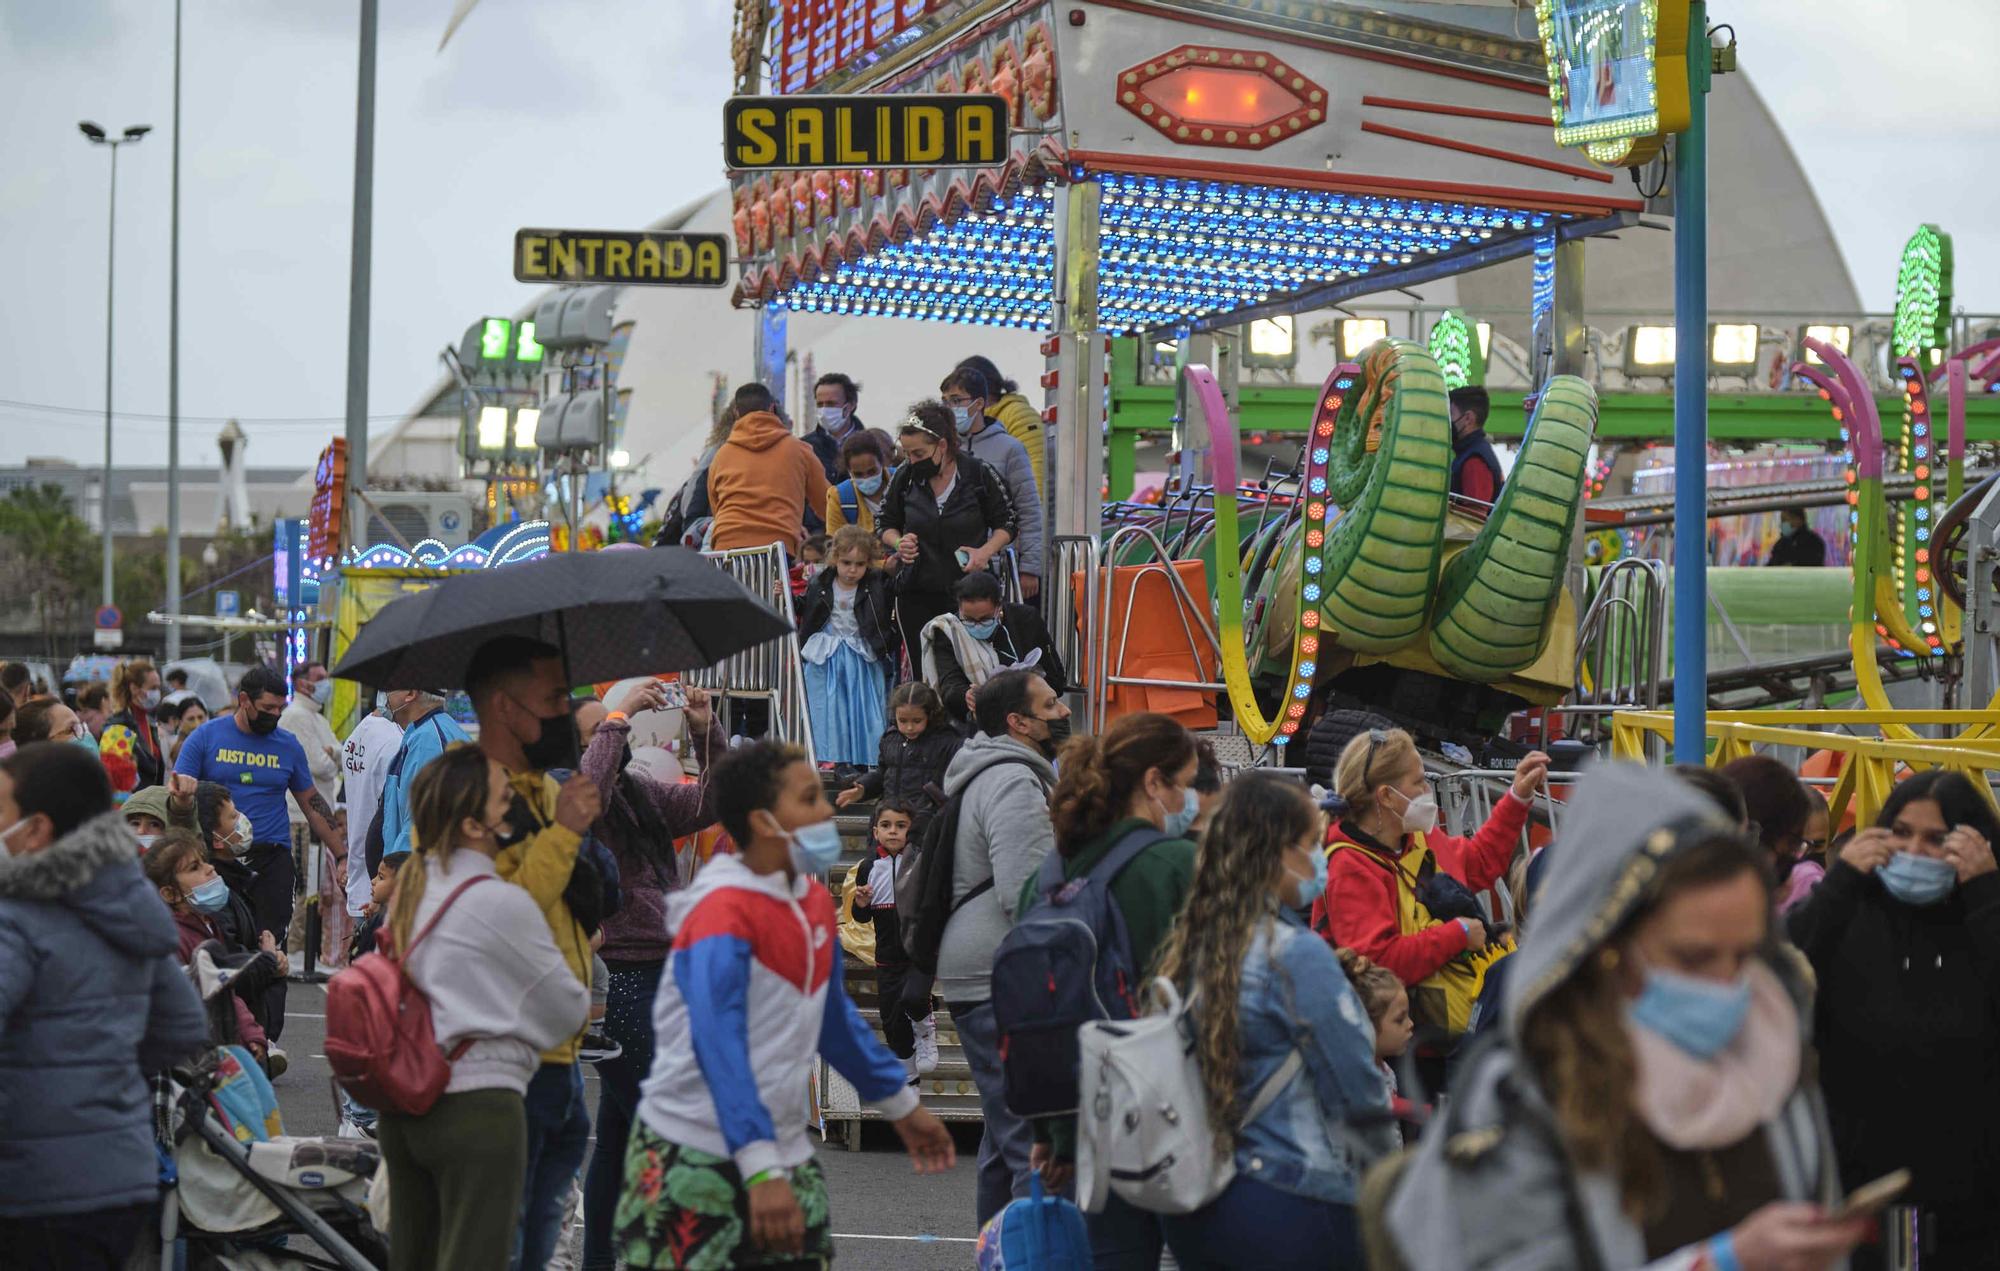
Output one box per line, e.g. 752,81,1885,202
480,318,511,360
516,320,544,363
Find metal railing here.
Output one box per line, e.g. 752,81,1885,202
689,543,817,765
1552,558,1670,755
1084,524,1228,731
1044,533,1102,731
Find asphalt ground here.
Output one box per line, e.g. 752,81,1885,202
274,981,984,1269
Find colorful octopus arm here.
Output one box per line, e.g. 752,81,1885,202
1428,375,1598,680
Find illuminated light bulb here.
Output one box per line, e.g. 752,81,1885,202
1304,557,1322,575
1306,530,1324,548
1303,583,1322,602
1308,501,1325,520
1288,702,1307,719
1317,421,1335,438
1302,611,1320,629
1301,635,1319,655
1918,569,1931,583
1312,448,1330,464
1846,491,1859,505
1876,624,1890,637
1292,683,1311,700
1280,721,1298,736
1916,465,1930,479
1299,661,1316,677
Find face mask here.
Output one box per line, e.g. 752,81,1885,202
950,405,976,433
906,457,940,482
70,732,98,754
1878,851,1957,906
1288,844,1329,909
1394,787,1440,835
140,689,162,711
226,816,252,853
964,617,1000,641
496,794,536,848
854,473,884,496
135,833,159,853
248,709,281,736
1627,965,1753,1060
817,406,847,431
189,877,232,913
1779,522,1798,538
1161,785,1200,838
520,709,581,772
0,816,33,860
309,680,333,707
783,817,845,876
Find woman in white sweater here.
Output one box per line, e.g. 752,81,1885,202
378,744,590,1271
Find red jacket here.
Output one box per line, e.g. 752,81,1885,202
1310,792,1529,986
171,907,267,1053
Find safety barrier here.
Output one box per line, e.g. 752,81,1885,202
1084,524,1227,732
1609,709,2000,827
1551,557,1668,754
689,543,818,765
1045,534,1103,730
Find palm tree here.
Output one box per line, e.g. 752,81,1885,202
0,484,99,660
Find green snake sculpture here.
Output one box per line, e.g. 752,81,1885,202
1193,339,1599,746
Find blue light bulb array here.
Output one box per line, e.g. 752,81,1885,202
773,173,1560,333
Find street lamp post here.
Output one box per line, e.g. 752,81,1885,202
79,120,150,614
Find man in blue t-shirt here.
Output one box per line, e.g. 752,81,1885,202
176,665,343,1045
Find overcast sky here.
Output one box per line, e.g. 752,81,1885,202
2,0,1995,474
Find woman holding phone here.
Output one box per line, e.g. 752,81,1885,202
1788,770,2000,1268
876,400,1017,663
1376,765,1866,1271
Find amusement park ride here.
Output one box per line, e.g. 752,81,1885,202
721,0,2000,805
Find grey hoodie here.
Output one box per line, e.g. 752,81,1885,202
962,418,1044,577
934,731,1057,1004
0,810,208,1218
1378,765,1841,1271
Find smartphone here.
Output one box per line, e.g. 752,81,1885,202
659,681,688,710
1832,1169,1910,1221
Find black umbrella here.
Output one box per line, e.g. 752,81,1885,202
330,545,792,688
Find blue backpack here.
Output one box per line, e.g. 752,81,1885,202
991,825,1165,1119
975,1173,1090,1271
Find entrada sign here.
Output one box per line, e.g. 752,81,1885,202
513,229,729,287
723,94,1008,171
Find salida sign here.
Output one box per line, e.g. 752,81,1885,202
513,229,728,287
723,94,1008,171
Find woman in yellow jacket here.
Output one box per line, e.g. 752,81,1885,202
957,354,1046,491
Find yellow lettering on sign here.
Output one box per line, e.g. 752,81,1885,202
905,106,944,163
577,238,603,275
666,239,692,279
550,237,577,279
958,103,996,163
694,239,723,281
605,238,632,278
521,236,547,278
735,107,778,166
835,107,868,164
785,108,824,166
635,237,663,280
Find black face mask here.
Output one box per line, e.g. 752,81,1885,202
520,709,581,772
247,709,281,736
496,794,535,848
906,457,940,482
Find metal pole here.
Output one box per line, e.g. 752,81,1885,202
342,0,377,560
1671,2,1710,763
165,0,183,660
101,140,120,611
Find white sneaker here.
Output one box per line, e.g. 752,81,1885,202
912,1014,939,1074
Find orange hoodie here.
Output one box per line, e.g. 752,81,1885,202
705,410,831,554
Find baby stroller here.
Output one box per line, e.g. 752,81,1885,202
136,942,388,1270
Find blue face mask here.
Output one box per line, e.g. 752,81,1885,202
70,732,98,754
1162,786,1201,838
964,617,1000,641
785,817,845,876
950,404,977,433
1878,851,1956,906
1628,966,1753,1060
854,473,884,496
189,877,233,914
1779,522,1798,538
310,679,333,707
1289,843,1328,908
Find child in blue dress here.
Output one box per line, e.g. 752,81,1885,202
799,526,901,766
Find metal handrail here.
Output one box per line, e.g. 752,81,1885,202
689,543,817,765
1089,524,1226,730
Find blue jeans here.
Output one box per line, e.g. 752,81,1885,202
1161,1178,1360,1270
581,959,663,1271
338,1088,377,1132
1087,1193,1165,1270
949,1000,1038,1230
515,1061,591,1271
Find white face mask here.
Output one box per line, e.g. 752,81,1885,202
0,816,36,861
817,405,848,432
1393,786,1440,835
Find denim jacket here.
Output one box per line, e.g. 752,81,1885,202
1209,906,1398,1205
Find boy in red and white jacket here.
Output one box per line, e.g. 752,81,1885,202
620,741,954,1268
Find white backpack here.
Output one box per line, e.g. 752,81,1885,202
1075,977,1302,1216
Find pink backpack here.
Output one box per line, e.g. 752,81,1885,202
324,876,489,1116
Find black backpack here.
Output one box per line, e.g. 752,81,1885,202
893,756,1038,975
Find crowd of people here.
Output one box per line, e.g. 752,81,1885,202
2,390,1996,1271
